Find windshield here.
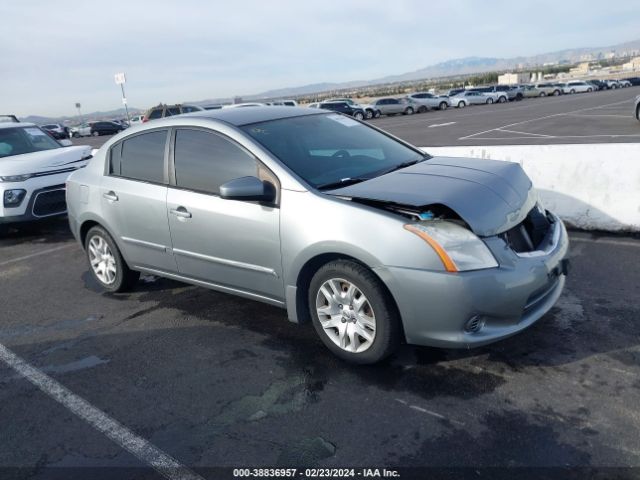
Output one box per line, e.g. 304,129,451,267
0,126,61,158
241,113,426,188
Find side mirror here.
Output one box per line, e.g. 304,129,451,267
219,176,276,203
58,139,73,147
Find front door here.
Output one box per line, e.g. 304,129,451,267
166,128,283,301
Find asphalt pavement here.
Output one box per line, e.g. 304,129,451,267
0,218,639,478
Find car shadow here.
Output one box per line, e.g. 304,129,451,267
0,216,74,247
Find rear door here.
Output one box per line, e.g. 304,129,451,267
100,129,177,272
166,127,283,301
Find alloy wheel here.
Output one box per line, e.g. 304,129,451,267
88,235,117,285
315,278,376,353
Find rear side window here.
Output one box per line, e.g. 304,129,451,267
148,109,163,120
166,107,180,116
110,130,168,183
173,129,258,195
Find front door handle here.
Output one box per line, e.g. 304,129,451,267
103,191,118,202
170,207,192,219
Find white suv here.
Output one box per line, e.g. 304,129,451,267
563,81,594,94
0,122,91,230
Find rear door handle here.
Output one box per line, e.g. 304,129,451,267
170,207,192,219
103,191,118,202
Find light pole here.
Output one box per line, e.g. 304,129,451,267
114,72,131,123
75,102,83,123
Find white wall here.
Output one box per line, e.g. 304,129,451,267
422,144,640,232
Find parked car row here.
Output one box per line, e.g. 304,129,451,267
69,121,127,137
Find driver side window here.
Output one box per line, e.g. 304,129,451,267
173,128,259,195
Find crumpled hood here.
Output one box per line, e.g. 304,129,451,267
0,146,91,176
326,156,538,236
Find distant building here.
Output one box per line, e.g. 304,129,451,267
622,57,640,71
498,72,530,85
569,62,591,75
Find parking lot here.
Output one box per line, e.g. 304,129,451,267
372,86,640,146
73,87,640,151
2,86,640,479
1,221,640,477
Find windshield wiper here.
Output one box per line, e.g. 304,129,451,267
379,156,428,176
316,177,368,191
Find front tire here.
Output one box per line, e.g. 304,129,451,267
540,92,546,97
486,97,494,104
309,260,401,364
85,226,140,293
374,110,381,118
439,101,448,110
92,131,100,136
353,111,364,121
404,107,414,115
457,101,466,108
554,89,561,96
498,96,507,103
365,109,373,119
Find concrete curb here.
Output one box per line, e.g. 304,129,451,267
422,144,640,232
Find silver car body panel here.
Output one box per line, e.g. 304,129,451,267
326,156,537,237
67,107,568,349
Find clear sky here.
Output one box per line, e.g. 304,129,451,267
2,0,639,117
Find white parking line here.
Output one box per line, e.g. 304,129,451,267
0,244,77,268
0,343,204,480
458,98,634,141
429,122,456,128
496,128,554,137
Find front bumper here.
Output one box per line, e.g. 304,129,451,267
375,215,569,348
0,182,68,224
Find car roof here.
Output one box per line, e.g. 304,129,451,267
0,122,36,130
185,106,324,126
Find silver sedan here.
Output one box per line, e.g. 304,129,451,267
67,107,569,364
449,91,494,107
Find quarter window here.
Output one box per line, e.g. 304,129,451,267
110,130,168,183
173,129,258,194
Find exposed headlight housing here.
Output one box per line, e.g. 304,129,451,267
0,174,34,182
404,221,498,272
3,189,27,207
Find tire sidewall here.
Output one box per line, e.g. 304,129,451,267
308,262,398,364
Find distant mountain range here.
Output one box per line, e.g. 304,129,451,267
21,107,141,126
22,38,640,123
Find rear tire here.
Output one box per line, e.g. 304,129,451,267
374,110,381,118
570,89,576,94
439,102,448,110
404,107,414,115
92,131,100,136
540,92,546,97
486,97,494,104
553,89,561,96
354,111,364,121
84,226,140,293
457,101,466,108
309,260,401,364
498,96,507,103
365,109,373,119
417,106,427,114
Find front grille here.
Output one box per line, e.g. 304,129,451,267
503,205,551,253
32,188,66,217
